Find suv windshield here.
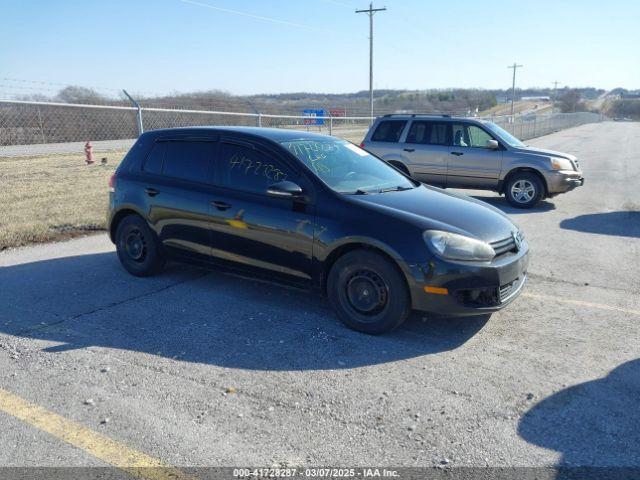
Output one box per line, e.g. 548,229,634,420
484,122,526,147
281,139,415,194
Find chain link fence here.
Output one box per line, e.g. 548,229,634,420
0,99,603,156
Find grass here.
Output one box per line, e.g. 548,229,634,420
0,151,126,250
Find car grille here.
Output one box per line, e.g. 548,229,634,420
491,236,518,257
499,275,526,303
454,274,526,308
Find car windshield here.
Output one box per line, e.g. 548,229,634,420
281,139,415,194
484,122,526,147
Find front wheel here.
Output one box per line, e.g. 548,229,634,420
505,172,544,209
327,250,411,334
115,215,165,277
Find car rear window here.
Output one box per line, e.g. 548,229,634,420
406,121,449,146
371,120,407,142
143,142,165,175
144,140,214,183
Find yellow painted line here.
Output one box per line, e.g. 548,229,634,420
522,292,640,316
0,389,194,480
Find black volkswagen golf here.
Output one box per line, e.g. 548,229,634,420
108,127,529,334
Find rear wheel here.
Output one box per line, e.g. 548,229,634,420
505,172,544,208
328,250,411,334
115,215,165,277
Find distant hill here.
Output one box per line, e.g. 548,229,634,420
15,85,607,116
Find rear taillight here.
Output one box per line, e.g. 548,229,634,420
359,142,366,149
108,174,116,193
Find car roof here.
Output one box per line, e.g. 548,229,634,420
377,114,489,123
144,126,333,143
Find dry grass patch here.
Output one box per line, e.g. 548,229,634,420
0,151,127,249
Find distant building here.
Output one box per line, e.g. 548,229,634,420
521,96,551,102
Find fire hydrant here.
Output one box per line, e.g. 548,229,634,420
84,141,94,164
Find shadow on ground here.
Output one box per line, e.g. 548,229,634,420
472,195,557,214
560,211,640,238
0,252,489,371
519,359,640,478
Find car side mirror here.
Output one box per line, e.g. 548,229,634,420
486,139,500,150
267,180,304,200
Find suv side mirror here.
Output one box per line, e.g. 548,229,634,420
267,180,304,199
486,139,500,150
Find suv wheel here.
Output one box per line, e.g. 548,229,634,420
328,250,411,334
115,215,165,277
505,172,544,208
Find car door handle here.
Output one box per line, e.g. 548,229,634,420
145,187,160,197
211,200,232,211
403,148,415,152
450,151,464,156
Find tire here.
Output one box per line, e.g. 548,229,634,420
388,161,410,176
505,172,544,209
327,250,411,334
115,214,165,277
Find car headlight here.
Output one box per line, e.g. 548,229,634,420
424,230,495,262
550,157,574,171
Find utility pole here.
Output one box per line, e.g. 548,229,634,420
507,63,523,119
356,2,386,122
552,80,560,113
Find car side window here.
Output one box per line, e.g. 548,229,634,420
405,121,449,145
371,120,407,142
218,142,294,194
452,124,495,148
156,141,215,182
143,142,165,175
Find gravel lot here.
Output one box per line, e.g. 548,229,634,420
0,122,638,473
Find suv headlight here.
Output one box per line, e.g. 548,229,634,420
424,230,495,262
550,157,574,171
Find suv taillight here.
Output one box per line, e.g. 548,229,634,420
108,174,116,193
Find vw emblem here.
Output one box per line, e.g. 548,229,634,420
512,231,522,251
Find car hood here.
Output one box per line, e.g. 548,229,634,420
352,185,518,243
512,146,577,161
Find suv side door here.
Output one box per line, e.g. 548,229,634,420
140,137,218,263
400,120,451,186
207,138,316,285
447,123,503,189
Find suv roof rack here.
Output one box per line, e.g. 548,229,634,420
382,113,452,118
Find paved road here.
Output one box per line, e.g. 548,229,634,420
0,122,638,472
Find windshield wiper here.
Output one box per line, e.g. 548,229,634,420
379,185,414,193
346,188,370,195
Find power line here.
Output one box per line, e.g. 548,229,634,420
356,3,386,120
179,0,339,34
507,63,523,117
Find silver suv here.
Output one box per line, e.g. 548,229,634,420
361,114,584,208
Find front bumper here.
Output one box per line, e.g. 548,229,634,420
545,171,584,195
406,244,530,316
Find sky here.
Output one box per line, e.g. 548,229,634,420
1,0,638,97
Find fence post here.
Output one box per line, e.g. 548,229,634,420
123,89,144,136
533,116,537,138
329,113,333,136
36,106,47,144
257,113,262,128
